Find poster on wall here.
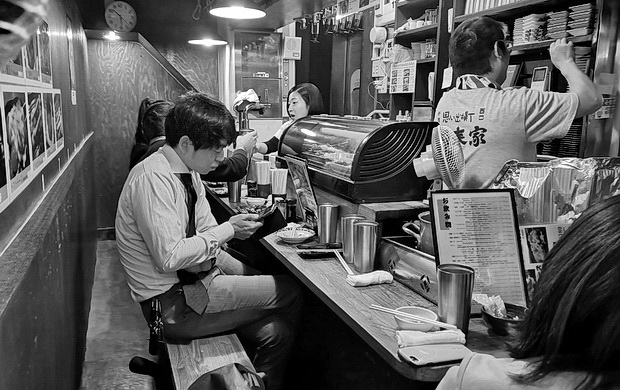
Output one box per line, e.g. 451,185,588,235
53,91,64,149
2,86,32,196
28,90,45,170
39,21,53,85
23,31,41,84
0,48,25,84
66,15,77,105
43,92,57,156
0,98,9,209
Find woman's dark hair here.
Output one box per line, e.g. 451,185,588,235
142,100,173,142
509,195,620,389
165,91,236,150
287,83,325,116
449,16,508,78
135,97,157,144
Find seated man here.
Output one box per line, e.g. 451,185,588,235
116,91,302,390
435,16,602,189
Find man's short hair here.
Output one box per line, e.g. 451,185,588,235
142,100,173,142
165,91,236,150
449,16,508,77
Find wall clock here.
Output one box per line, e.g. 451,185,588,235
105,1,137,32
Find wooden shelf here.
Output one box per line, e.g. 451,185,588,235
397,0,440,16
454,0,593,24
510,35,593,55
394,24,439,43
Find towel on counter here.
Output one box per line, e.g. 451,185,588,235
346,270,393,287
396,329,466,348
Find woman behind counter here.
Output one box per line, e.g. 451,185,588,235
437,195,620,390
255,82,325,154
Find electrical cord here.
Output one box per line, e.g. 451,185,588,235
367,81,389,111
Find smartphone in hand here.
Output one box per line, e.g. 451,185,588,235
256,203,277,221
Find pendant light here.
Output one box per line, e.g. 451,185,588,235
188,30,228,46
209,0,266,20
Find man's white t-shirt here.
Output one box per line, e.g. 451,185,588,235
434,78,578,189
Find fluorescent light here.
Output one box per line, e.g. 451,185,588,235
103,31,120,40
209,0,266,19
188,38,228,46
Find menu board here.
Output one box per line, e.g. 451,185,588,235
430,189,528,307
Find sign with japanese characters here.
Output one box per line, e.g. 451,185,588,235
430,189,528,307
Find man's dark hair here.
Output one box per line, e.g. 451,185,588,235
165,91,236,150
449,16,508,78
142,100,173,142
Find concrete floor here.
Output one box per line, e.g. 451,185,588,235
80,240,155,390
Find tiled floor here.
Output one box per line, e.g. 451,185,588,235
80,240,155,390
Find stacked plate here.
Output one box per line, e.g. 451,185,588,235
568,3,595,37
410,42,425,60
547,10,569,39
514,13,547,45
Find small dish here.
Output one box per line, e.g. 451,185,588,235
393,306,438,332
275,226,315,244
246,197,267,207
481,303,526,337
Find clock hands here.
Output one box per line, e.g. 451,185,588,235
112,9,127,30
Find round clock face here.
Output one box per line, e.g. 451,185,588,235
105,1,137,32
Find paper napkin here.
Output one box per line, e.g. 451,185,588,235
396,329,466,348
346,270,393,287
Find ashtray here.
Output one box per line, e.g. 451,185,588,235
275,226,315,244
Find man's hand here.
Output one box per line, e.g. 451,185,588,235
229,213,263,239
236,130,258,154
549,38,575,71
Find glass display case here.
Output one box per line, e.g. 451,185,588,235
279,115,436,203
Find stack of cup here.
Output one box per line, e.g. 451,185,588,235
255,161,271,198
353,221,379,273
437,264,475,334
317,204,339,243
341,214,366,264
270,168,288,202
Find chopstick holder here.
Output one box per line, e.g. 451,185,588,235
346,270,393,287
396,329,466,348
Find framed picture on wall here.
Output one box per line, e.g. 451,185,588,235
0,48,26,84
39,20,53,85
53,91,64,149
27,89,45,170
1,85,32,199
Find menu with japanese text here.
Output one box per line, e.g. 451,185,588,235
430,190,528,307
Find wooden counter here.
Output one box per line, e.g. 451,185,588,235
205,184,511,383
261,234,510,383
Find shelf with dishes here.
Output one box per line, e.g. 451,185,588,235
509,35,593,55
453,0,595,24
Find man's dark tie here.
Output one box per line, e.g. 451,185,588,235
177,173,208,314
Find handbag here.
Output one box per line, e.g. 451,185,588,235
187,362,265,390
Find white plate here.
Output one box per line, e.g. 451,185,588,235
275,227,315,244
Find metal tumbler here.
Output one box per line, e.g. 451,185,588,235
353,221,379,273
317,204,339,243
227,180,241,203
437,263,475,334
341,214,366,264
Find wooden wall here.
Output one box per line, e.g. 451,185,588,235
0,0,97,388
87,38,219,229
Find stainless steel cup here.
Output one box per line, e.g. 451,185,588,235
341,214,365,264
227,180,241,203
317,204,339,243
353,221,379,273
437,264,475,334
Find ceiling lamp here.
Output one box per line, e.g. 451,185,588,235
209,0,266,19
188,35,228,46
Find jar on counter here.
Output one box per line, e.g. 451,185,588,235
286,199,297,223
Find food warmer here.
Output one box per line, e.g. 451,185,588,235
278,115,436,203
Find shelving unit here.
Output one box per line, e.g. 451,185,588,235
389,0,600,158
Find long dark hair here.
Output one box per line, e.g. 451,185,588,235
287,83,325,116
509,195,620,389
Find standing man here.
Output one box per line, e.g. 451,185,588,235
116,91,302,390
435,16,602,189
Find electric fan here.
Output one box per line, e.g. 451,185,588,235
413,125,465,191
